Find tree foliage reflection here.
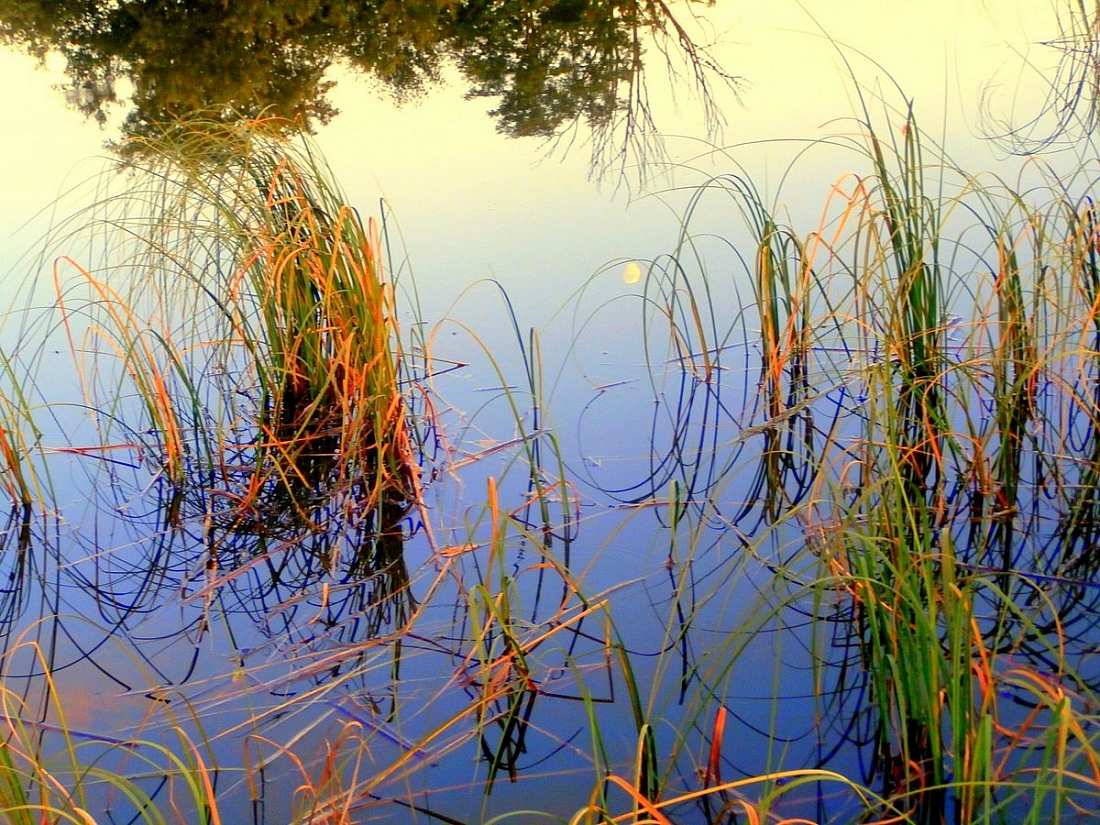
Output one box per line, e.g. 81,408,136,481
0,0,738,173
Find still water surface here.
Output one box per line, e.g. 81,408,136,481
0,2,1091,822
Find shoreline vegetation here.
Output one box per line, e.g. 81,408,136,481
1,20,1100,825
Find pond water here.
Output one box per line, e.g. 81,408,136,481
1,2,1099,824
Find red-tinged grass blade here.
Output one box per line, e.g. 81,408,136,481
704,704,726,789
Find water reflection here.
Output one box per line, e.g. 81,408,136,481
0,0,737,173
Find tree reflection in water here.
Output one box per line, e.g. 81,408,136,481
0,0,739,175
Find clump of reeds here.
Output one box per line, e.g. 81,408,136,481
51,116,421,569
4,132,429,825
591,96,1100,822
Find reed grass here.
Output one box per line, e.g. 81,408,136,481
7,61,1100,825
611,96,1100,822
0,637,224,824
45,116,421,556
223,93,1100,821
0,328,52,529
0,117,440,820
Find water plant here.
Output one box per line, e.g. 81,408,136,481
50,116,422,560
595,96,1100,822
